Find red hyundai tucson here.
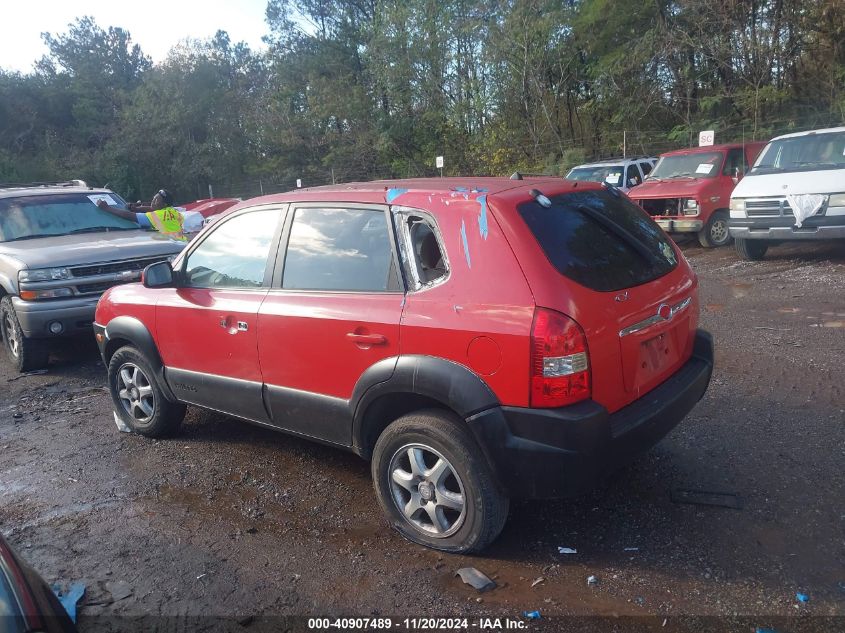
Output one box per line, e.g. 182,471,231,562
94,177,713,553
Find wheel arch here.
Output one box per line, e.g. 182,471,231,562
351,355,500,459
104,316,177,401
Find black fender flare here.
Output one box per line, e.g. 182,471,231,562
103,316,177,401
351,354,499,454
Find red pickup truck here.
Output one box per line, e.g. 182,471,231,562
629,142,766,247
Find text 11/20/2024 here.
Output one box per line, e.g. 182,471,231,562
307,617,529,630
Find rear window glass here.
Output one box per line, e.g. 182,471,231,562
518,189,678,292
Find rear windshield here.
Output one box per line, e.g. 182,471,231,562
518,189,678,292
0,192,137,242
751,131,845,174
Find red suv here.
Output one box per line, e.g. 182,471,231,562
94,178,713,553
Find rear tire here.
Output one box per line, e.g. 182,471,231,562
698,210,731,248
0,296,50,372
371,409,509,553
107,345,186,437
734,237,769,261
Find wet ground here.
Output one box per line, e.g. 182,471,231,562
1,240,844,632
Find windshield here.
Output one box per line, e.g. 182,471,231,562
0,193,138,242
649,151,724,179
566,166,624,187
751,131,845,174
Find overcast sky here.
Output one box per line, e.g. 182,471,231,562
1,0,270,72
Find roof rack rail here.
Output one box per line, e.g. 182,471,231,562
0,179,89,190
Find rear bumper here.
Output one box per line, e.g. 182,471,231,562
653,218,704,233
467,329,714,499
730,216,845,240
11,296,99,338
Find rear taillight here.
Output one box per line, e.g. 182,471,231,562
530,308,591,408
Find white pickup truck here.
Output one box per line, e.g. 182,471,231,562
729,126,845,260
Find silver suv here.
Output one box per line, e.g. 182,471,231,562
566,156,657,193
0,182,185,372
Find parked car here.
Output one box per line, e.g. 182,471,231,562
181,197,240,219
565,156,657,193
0,534,77,633
729,126,845,260
628,142,766,247
0,182,186,372
94,177,714,553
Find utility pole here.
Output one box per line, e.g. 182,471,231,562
623,130,626,158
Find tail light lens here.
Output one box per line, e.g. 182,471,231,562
530,308,591,408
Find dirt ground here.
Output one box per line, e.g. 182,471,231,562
1,240,844,633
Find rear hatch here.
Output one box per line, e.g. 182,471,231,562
506,185,698,413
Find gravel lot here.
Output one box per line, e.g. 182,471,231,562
1,240,844,632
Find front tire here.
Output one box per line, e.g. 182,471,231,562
107,345,186,437
698,210,731,247
0,296,50,372
372,409,509,553
734,237,769,261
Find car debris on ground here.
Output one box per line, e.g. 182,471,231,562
455,568,496,592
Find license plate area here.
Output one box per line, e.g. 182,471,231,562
622,324,684,394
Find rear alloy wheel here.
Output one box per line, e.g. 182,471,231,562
0,296,50,372
388,443,467,538
372,409,509,553
698,210,731,248
734,237,769,261
108,345,186,437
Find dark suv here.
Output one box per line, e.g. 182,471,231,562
94,178,714,552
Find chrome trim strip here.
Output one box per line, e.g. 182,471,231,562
619,297,691,338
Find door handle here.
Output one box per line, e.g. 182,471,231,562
346,332,387,345
220,317,248,333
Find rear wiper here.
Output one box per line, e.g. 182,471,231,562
574,204,666,268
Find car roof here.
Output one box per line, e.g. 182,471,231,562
660,142,764,157
229,177,605,208
570,157,654,169
769,126,845,141
0,186,113,200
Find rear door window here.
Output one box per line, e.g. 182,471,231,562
518,189,678,292
282,207,400,292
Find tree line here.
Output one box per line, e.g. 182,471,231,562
1,0,843,203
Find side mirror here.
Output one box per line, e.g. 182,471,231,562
142,261,175,288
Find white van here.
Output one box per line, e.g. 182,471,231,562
729,126,845,260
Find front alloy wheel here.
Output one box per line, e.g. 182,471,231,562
3,311,18,359
698,210,731,247
107,345,186,437
116,362,156,422
388,444,466,538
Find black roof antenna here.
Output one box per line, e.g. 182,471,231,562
510,172,523,180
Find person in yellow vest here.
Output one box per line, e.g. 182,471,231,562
96,189,203,241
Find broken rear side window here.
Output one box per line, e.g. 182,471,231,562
518,189,678,292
